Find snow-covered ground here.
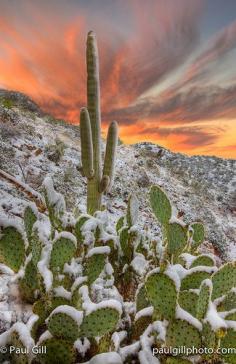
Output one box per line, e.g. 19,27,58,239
0,90,235,258
0,90,236,334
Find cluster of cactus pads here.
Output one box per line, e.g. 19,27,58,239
0,179,236,364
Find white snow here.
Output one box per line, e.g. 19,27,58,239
176,305,202,331
63,258,82,277
135,306,154,322
111,331,127,351
119,341,140,361
48,305,83,326
88,352,122,364
164,264,181,290
37,244,53,292
204,302,227,331
54,231,77,247
54,286,72,300
80,284,122,316
71,276,88,292
43,176,66,213
74,337,90,357
0,264,15,275
37,330,53,345
139,348,161,364
86,246,111,258
131,254,148,276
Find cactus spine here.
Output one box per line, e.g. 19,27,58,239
80,31,118,214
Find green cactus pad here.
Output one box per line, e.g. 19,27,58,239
178,290,198,317
80,307,119,337
85,253,106,284
181,270,212,291
220,328,236,364
31,225,43,265
127,194,139,227
217,290,236,312
132,313,153,340
48,310,80,342
119,226,133,263
24,205,37,244
50,235,76,271
145,272,177,319
116,216,125,233
39,338,76,364
190,223,204,251
166,319,201,350
136,284,150,312
19,259,39,303
201,321,216,348
190,255,215,268
212,262,236,300
0,225,25,272
149,185,172,226
10,331,29,364
75,215,90,243
196,280,212,320
166,222,187,257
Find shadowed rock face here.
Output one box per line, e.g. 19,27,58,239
0,89,42,115
0,89,235,260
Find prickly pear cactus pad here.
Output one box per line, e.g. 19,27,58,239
190,222,205,251
166,222,187,257
50,233,77,271
166,319,202,349
149,185,172,226
145,271,178,319
47,306,82,341
212,262,236,299
180,268,214,290
178,290,198,317
38,338,76,364
0,223,25,271
80,306,120,337
24,205,37,243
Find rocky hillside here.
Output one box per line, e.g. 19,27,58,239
0,90,235,261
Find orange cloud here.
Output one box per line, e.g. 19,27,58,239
0,0,235,158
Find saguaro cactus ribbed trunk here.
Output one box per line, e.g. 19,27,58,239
80,31,118,214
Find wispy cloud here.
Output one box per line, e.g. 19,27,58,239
0,0,235,157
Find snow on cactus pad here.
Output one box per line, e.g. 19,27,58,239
47,305,83,342
145,270,177,319
50,233,77,271
80,306,120,337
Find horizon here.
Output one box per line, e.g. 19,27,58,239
0,0,236,158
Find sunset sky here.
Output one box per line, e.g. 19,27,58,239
0,0,236,158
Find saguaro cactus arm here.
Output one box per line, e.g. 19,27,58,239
80,107,94,179
103,120,119,191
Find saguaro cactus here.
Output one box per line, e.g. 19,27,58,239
80,31,118,214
